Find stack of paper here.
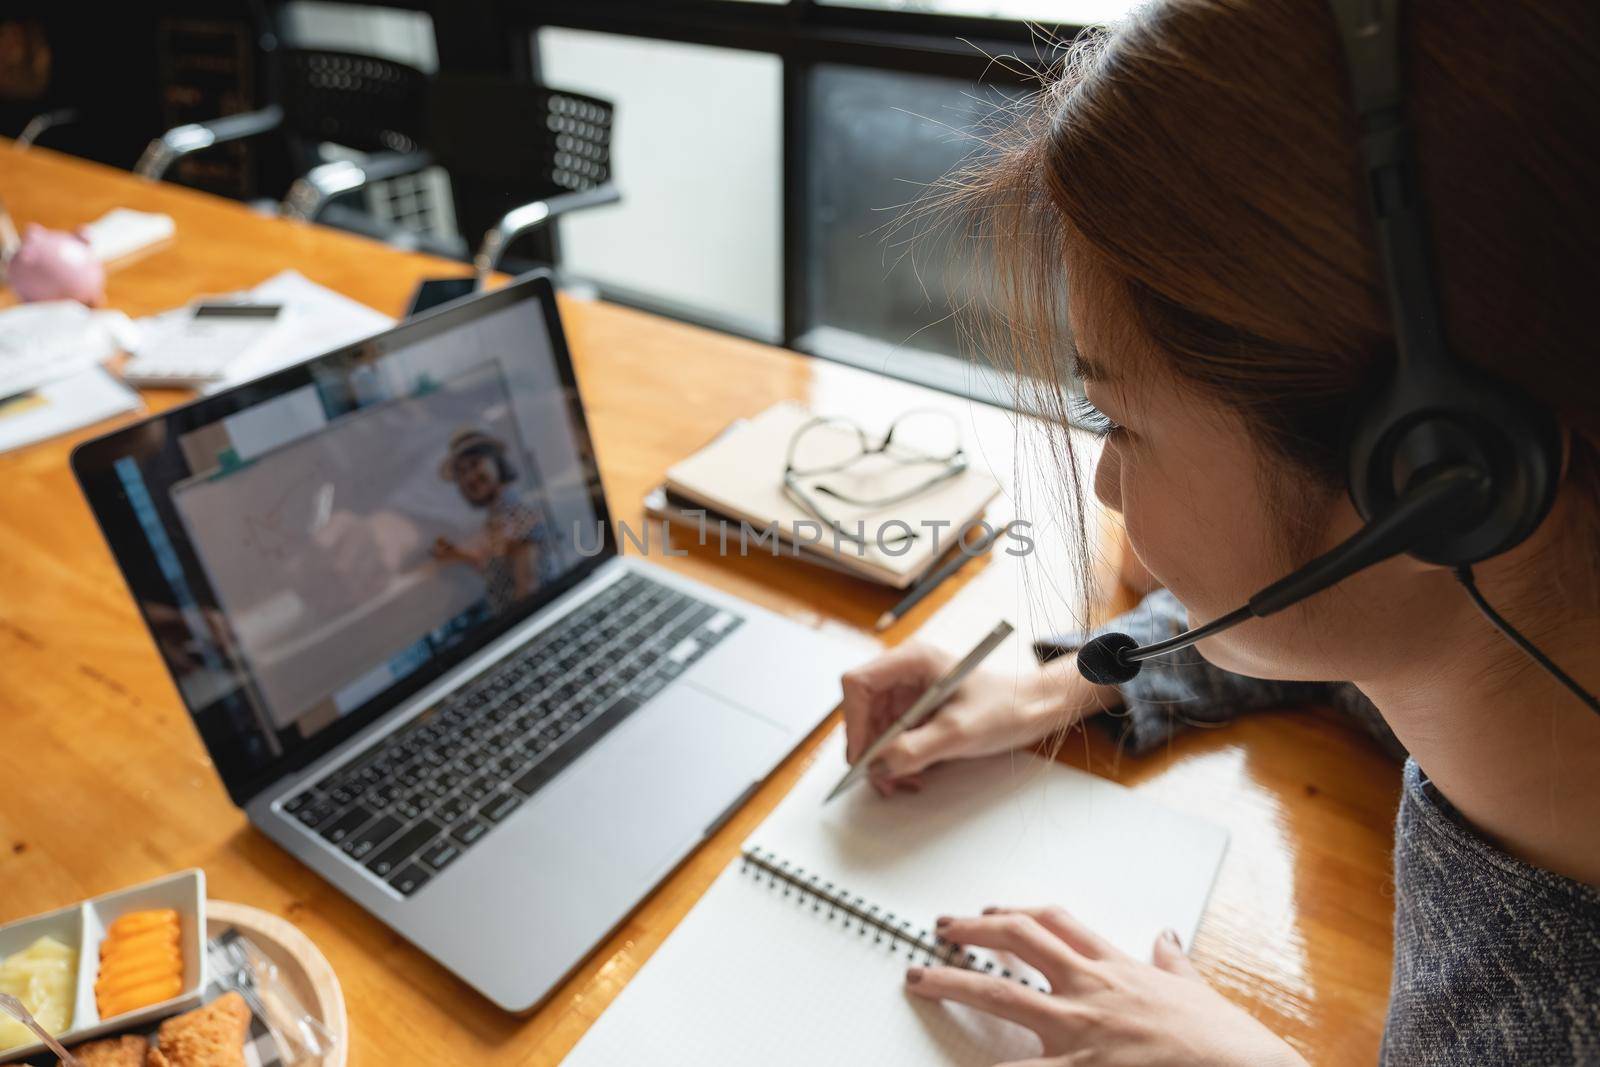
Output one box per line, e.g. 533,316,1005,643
0,301,140,454
79,208,176,263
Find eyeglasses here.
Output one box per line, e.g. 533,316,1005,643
782,409,967,547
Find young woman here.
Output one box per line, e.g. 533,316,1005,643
839,2,1599,1063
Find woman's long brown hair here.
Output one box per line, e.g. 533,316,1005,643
942,0,1600,624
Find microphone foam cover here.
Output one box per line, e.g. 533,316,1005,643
1075,632,1142,686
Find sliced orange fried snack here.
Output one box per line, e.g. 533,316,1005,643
96,911,186,1019
107,910,179,940
98,975,184,1020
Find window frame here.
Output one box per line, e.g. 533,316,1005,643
277,0,1094,398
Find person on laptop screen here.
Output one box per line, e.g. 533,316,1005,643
432,426,556,614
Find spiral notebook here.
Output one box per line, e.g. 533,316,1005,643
566,730,1229,1066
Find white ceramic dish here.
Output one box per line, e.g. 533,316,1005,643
0,870,206,1063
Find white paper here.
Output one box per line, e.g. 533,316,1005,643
567,729,1229,1066
213,271,393,389
0,365,141,454
80,208,176,263
0,301,122,400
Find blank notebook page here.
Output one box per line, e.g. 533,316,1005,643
565,729,1229,1066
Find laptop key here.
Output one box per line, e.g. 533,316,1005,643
369,782,402,805
326,783,361,807
632,671,671,700
435,796,468,824
481,791,523,822
295,799,337,828
366,819,442,878
452,819,491,847
319,804,374,845
393,798,422,822
420,840,462,872
343,815,402,860
389,864,432,897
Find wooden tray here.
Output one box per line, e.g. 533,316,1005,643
207,902,347,1067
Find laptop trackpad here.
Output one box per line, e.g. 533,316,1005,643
405,684,787,1009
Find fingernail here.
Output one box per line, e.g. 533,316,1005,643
905,967,924,985
1162,928,1181,948
935,916,951,929
981,906,1000,915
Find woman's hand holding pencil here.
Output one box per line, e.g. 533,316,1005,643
838,640,1121,797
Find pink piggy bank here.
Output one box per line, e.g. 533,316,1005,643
7,223,106,305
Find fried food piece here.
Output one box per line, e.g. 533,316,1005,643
99,926,179,960
97,948,183,990
107,911,179,940
146,992,250,1067
61,1034,149,1067
96,913,185,1019
98,976,184,1020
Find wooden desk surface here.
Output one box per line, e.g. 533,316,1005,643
0,146,1400,1065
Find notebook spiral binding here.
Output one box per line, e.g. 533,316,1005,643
738,848,1033,987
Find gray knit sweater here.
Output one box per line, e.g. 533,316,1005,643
1051,589,1600,1065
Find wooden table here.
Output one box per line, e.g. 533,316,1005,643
0,145,1401,1065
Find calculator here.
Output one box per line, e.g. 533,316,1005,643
122,303,286,387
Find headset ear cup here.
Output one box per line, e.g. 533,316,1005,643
1347,362,1564,567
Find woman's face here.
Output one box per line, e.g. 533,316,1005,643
452,452,503,508
1068,245,1426,683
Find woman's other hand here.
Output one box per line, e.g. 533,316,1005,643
908,907,1306,1067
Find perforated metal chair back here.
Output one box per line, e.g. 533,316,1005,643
275,48,429,163
425,74,615,251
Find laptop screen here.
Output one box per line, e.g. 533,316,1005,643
74,276,615,805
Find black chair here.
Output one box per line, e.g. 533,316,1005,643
137,55,618,280
136,48,432,218
289,73,620,278
424,73,618,280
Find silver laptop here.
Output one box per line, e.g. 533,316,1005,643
73,273,868,1011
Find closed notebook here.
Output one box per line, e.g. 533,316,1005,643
663,401,1001,588
565,730,1229,1066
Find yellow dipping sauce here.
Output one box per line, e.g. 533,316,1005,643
0,935,77,1050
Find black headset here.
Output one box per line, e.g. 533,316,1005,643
1065,0,1598,716
1334,0,1562,563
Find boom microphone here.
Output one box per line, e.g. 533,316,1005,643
1072,464,1490,686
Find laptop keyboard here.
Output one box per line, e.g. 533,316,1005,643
280,572,743,897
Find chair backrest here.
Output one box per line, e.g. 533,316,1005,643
425,74,615,247
274,48,429,163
